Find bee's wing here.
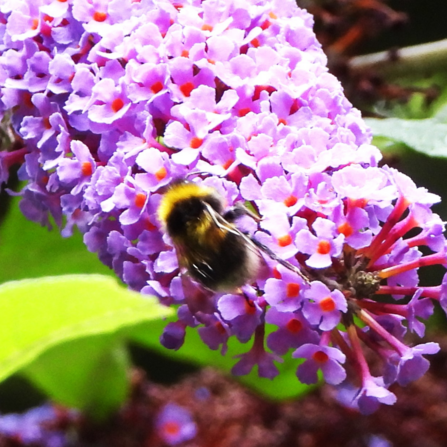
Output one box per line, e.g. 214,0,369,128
168,207,219,295
202,202,261,252
170,241,216,312
204,202,309,283
203,202,242,237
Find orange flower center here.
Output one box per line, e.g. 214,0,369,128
286,319,303,334
134,192,146,208
286,283,300,298
283,195,297,207
180,82,194,97
163,421,180,436
278,234,292,247
317,240,331,255
155,167,167,181
338,222,353,238
151,81,163,94
190,137,203,149
111,98,124,112
81,161,93,176
319,297,336,312
244,299,257,315
312,350,329,363
93,11,107,22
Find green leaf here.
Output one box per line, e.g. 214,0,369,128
365,71,447,120
129,319,314,401
366,116,447,157
0,195,112,283
23,336,130,420
0,275,173,415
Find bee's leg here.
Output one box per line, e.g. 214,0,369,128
250,237,310,284
223,202,261,223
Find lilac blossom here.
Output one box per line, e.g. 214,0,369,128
406,289,434,337
366,435,393,447
155,403,197,446
302,281,347,331
293,343,347,385
217,288,262,343
266,308,319,355
232,324,281,379
1,0,446,414
383,342,440,387
263,264,308,312
295,217,345,269
198,312,231,354
354,376,397,415
160,321,187,351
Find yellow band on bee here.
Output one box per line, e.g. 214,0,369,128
158,181,216,226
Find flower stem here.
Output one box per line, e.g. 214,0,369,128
377,251,446,279
347,324,370,380
356,299,407,317
358,309,406,356
363,195,408,262
377,285,441,299
349,38,447,78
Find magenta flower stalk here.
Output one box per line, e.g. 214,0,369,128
0,0,446,413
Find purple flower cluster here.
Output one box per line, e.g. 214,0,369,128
0,404,76,447
1,0,446,413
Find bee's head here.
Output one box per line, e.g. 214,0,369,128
167,196,207,235
158,180,224,238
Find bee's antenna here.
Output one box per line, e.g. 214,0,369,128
185,171,213,180
223,202,261,223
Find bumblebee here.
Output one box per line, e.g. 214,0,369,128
157,179,308,292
